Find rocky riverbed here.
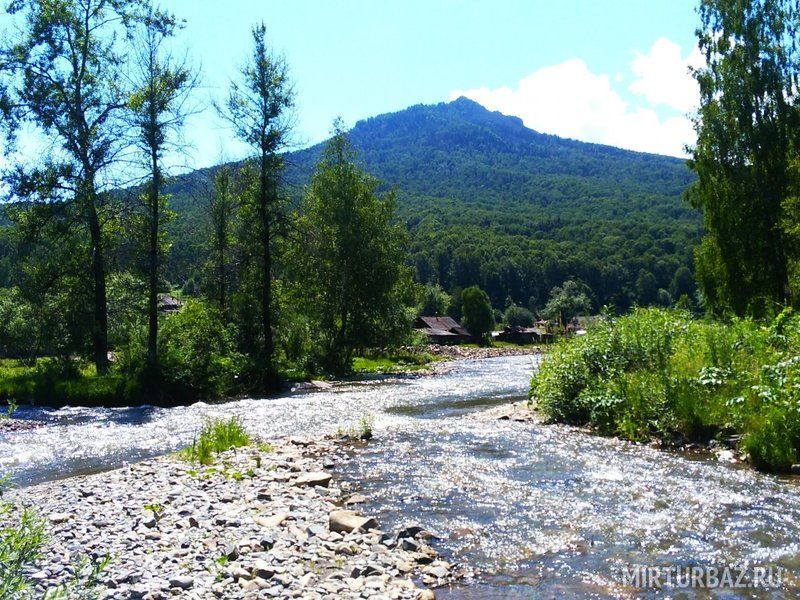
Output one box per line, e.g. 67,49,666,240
423,344,543,360
7,437,460,599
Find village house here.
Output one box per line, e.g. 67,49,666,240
414,316,472,344
157,294,184,314
495,325,554,344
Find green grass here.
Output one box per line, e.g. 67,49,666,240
179,417,251,465
530,307,800,473
352,350,438,374
0,359,125,407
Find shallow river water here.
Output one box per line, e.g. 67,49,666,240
2,356,800,597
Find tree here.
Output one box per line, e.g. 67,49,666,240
127,2,196,371
296,122,410,374
447,287,463,321
688,0,800,316
419,284,449,317
542,280,593,326
656,288,673,307
2,0,144,373
635,269,658,305
206,165,237,317
461,285,494,342
221,23,293,388
670,265,695,300
505,304,534,327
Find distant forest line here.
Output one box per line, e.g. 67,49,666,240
162,98,702,315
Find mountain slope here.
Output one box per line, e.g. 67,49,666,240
286,97,693,204
167,97,701,311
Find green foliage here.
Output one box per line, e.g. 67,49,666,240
418,284,450,317
205,165,237,316
504,305,535,328
688,0,800,316
0,503,46,597
531,307,800,472
0,288,36,359
137,300,244,400
292,123,412,375
180,417,251,465
635,270,658,305
0,358,125,406
542,280,594,325
461,286,494,342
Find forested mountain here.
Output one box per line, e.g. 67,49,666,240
166,97,701,311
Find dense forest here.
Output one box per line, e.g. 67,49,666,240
0,1,412,402
0,0,707,407
164,97,702,313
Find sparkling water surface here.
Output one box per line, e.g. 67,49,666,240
3,356,799,597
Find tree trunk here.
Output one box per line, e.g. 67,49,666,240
218,226,226,315
259,150,275,388
147,149,160,370
85,177,109,375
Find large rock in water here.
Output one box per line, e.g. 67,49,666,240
329,510,379,533
295,472,332,487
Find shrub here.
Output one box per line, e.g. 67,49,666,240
0,504,46,597
530,307,800,472
181,417,251,465
119,300,245,401
504,305,535,328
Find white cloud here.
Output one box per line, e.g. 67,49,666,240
629,37,703,112
449,38,701,157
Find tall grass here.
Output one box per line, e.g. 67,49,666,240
0,358,124,407
0,504,46,597
180,417,251,465
530,308,800,472
0,474,107,597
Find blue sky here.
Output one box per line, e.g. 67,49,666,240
4,0,702,170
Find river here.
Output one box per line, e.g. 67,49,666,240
2,355,799,597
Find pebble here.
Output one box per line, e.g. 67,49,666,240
168,575,193,590
5,438,453,599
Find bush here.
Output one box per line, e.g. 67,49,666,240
530,307,800,472
0,504,46,597
504,305,535,328
181,417,251,465
119,300,245,401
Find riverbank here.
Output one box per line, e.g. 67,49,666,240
422,343,544,361
530,308,800,473
0,345,543,409
6,436,458,599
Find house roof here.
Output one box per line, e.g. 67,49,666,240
418,328,458,337
417,316,463,331
158,294,183,309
